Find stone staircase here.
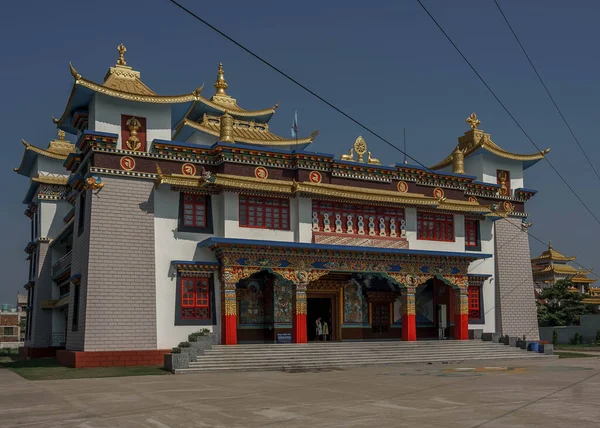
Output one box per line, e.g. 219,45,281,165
175,340,551,373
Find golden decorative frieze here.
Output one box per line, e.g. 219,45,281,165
213,174,293,194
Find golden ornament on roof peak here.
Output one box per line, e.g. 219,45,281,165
117,43,127,66
214,62,228,95
466,112,481,130
57,129,66,140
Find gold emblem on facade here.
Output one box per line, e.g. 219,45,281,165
309,171,322,183
255,167,268,179
340,136,381,165
397,181,408,193
120,156,136,171
182,163,197,176
433,187,445,199
126,116,142,151
503,201,513,212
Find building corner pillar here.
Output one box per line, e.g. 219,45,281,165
454,287,469,340
402,286,417,341
292,282,308,343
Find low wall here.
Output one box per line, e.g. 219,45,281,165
0,342,23,349
57,349,170,368
539,315,600,344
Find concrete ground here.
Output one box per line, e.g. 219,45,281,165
1,357,600,428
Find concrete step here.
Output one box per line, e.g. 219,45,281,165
178,354,549,373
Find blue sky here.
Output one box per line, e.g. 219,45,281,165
1,0,599,303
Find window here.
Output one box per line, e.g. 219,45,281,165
239,195,290,230
497,170,510,197
3,327,15,336
468,286,481,319
183,194,206,227
178,193,213,233
312,201,405,236
72,284,80,331
417,212,454,241
465,219,480,250
78,191,86,236
180,277,211,320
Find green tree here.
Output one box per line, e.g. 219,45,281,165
537,280,590,327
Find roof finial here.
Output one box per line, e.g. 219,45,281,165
466,112,481,130
214,62,228,95
548,241,552,250
58,129,66,140
117,43,127,66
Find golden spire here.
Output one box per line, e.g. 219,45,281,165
117,43,127,66
452,146,465,174
214,62,228,96
466,112,481,130
58,129,66,141
548,241,552,250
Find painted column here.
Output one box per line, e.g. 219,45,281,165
221,281,238,345
402,286,417,341
453,287,469,340
292,282,308,343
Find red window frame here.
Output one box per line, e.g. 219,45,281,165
239,195,290,230
416,211,454,241
182,193,207,228
181,277,210,320
312,201,404,235
465,219,478,248
468,286,481,319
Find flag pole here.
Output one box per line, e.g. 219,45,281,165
403,128,408,164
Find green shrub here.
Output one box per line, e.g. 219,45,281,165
552,330,558,346
171,347,181,354
595,330,600,345
178,342,191,348
570,333,582,345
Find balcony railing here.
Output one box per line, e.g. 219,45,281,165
52,250,72,278
50,332,66,347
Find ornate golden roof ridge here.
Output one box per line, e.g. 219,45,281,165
430,113,550,171
32,175,69,185
531,242,576,263
180,117,317,146
532,264,586,275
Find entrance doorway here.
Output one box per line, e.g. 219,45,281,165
307,297,333,341
371,302,391,337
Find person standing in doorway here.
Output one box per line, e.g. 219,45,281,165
315,317,323,341
322,320,329,341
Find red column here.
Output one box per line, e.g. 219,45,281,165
402,287,417,341
453,288,469,340
221,284,237,345
293,283,308,343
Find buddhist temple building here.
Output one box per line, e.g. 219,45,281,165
16,45,548,367
531,243,597,294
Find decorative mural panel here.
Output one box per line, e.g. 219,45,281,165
274,278,292,323
344,282,368,323
238,279,265,324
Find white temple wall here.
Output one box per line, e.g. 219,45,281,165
463,153,484,181
467,217,496,333
185,131,218,146
481,153,524,195
37,156,70,176
297,197,313,243
153,186,220,349
90,95,171,150
39,200,71,239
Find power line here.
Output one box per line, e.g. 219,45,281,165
166,0,599,276
415,0,600,227
493,0,600,183
166,0,430,171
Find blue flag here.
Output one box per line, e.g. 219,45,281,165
291,111,298,138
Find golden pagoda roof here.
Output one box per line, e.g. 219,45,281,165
14,130,76,175
175,115,318,146
430,113,550,171
571,268,597,284
57,47,278,132
532,264,589,276
531,242,576,263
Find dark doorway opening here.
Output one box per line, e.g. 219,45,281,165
307,297,332,341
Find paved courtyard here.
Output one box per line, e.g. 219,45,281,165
1,357,599,428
